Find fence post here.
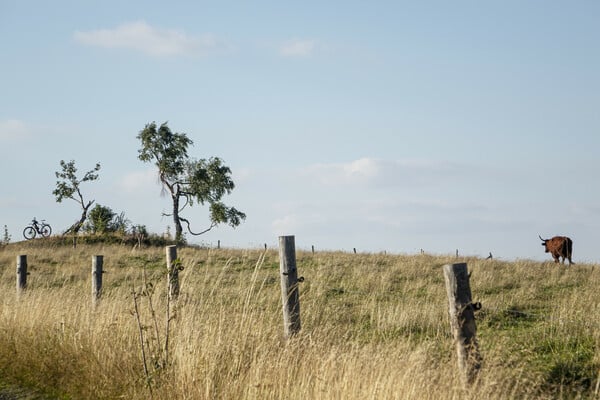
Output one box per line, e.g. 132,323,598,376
166,245,180,300
443,263,481,386
16,255,27,295
278,235,301,338
92,255,103,306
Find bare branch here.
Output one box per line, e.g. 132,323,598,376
179,216,217,236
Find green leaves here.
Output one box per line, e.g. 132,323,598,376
209,202,246,228
53,160,100,204
186,157,235,204
137,122,192,182
137,121,245,241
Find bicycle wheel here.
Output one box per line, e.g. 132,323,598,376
23,226,36,240
41,224,52,238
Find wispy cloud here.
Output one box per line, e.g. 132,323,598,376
280,39,316,57
0,119,30,141
301,157,470,187
73,21,225,57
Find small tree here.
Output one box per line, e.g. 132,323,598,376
85,204,130,234
1,225,10,246
85,204,116,234
53,160,101,234
137,122,246,243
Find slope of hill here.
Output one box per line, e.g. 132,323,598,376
0,241,598,399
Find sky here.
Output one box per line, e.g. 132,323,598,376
1,1,599,262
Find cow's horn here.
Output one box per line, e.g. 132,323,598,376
539,235,545,241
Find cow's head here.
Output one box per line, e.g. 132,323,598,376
539,235,549,252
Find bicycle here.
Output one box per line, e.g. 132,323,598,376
23,218,52,240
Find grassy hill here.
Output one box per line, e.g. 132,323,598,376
0,240,598,399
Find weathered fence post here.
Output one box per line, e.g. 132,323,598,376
92,255,104,306
166,245,180,300
443,263,481,386
16,255,27,295
279,235,301,337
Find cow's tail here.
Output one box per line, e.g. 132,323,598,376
567,238,574,264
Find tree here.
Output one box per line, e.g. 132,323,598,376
53,160,101,234
1,225,10,246
85,204,130,234
85,204,115,233
137,122,246,243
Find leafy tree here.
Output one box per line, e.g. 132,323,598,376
85,204,116,234
137,122,246,243
53,160,101,234
131,224,148,238
85,204,130,234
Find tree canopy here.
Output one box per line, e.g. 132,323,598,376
137,122,246,243
85,204,129,234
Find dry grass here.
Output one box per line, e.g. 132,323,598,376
0,242,599,399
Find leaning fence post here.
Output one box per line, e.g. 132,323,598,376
92,255,104,306
279,235,302,338
166,245,180,300
16,255,27,295
443,262,481,386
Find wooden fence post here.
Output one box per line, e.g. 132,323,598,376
166,245,180,300
443,263,481,386
279,235,301,337
92,255,103,306
16,255,27,295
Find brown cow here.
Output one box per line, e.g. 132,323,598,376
539,235,573,265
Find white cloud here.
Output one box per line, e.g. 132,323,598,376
0,119,30,141
280,39,316,57
301,157,470,187
73,21,224,57
303,157,380,185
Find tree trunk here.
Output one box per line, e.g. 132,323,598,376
70,201,94,234
172,193,183,243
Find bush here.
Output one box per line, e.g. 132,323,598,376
84,205,130,234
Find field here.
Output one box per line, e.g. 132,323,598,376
0,241,599,399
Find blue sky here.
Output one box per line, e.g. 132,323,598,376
1,1,599,261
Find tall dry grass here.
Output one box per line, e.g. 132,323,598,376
0,243,599,399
